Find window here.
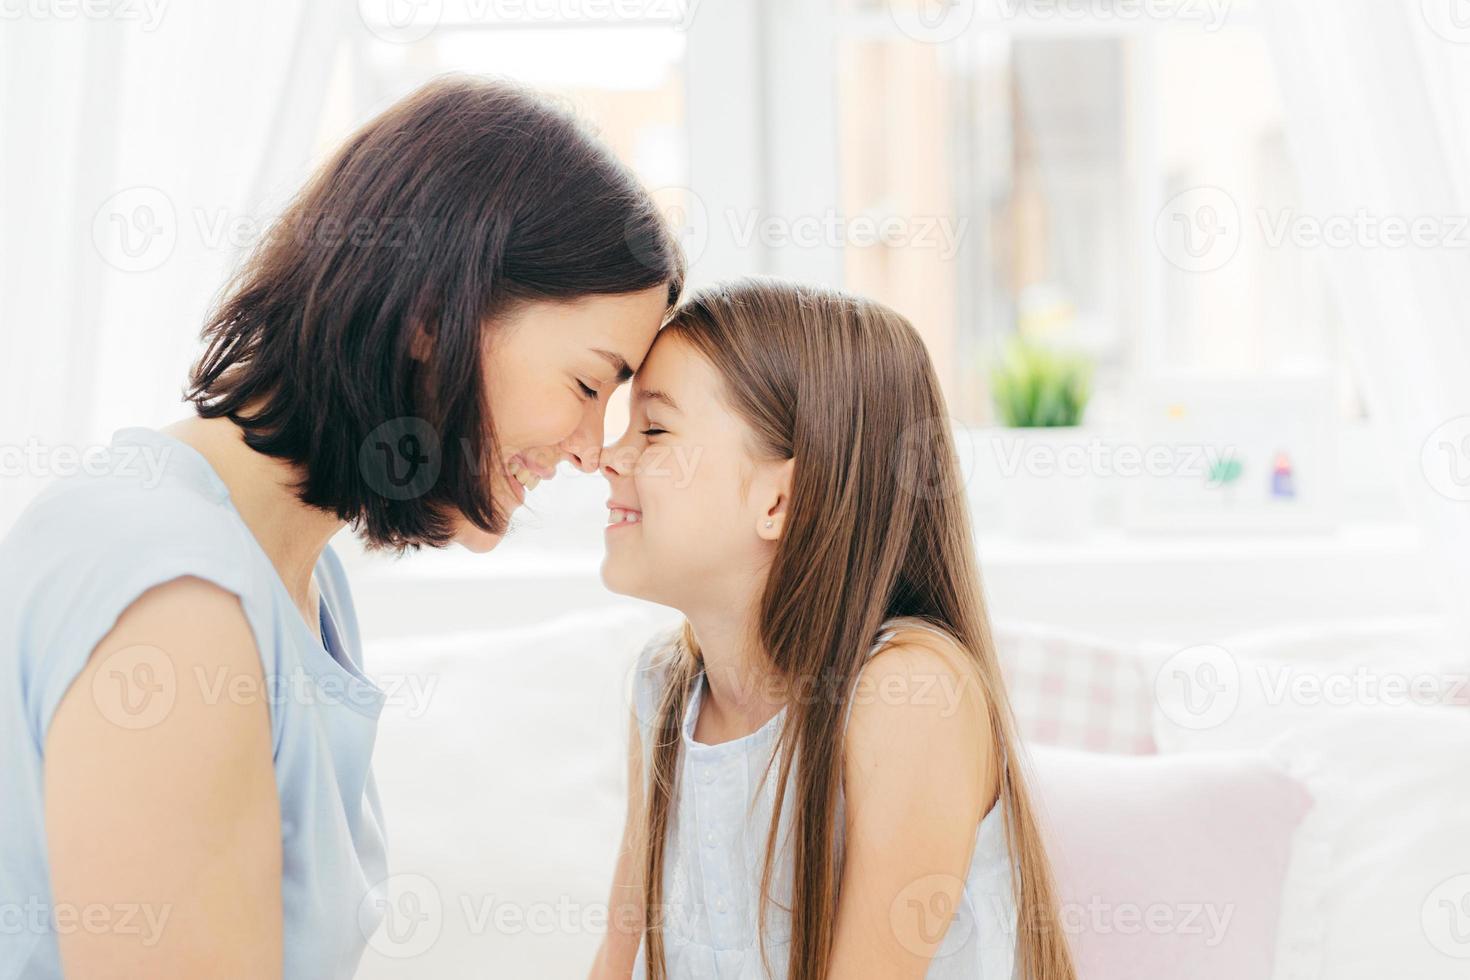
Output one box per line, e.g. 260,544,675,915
831,0,1360,425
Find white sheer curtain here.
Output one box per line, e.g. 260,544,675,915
0,1,348,530
1264,0,1470,647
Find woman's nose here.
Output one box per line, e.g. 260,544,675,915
559,441,600,474
558,407,606,473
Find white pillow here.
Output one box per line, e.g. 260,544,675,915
1153,640,1470,980
356,601,679,980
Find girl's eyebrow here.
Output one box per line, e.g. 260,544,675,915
634,388,681,413
591,348,634,383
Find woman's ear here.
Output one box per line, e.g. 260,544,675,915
409,319,436,362
756,458,796,541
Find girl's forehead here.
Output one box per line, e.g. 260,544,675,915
633,335,723,418
633,331,695,388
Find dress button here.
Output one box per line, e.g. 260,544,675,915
699,767,716,784
703,831,717,848
715,896,729,913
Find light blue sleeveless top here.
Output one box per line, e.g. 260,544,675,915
0,426,388,980
629,619,1020,980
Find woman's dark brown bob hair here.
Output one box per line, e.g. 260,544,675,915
186,74,684,550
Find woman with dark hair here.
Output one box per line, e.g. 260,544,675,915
0,75,683,980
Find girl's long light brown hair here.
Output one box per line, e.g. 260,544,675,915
639,278,1074,980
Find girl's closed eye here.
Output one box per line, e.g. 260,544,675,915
640,426,666,437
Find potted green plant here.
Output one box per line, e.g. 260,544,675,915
990,340,1095,539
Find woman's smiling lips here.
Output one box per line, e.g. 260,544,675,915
506,452,556,506
605,499,642,529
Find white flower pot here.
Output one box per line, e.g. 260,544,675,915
990,426,1095,540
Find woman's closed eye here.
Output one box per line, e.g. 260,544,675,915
640,425,667,437
576,379,601,401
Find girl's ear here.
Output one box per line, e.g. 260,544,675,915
756,458,796,541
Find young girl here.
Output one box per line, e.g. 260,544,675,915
589,279,1074,980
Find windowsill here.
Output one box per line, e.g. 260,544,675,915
975,520,1423,565
342,520,1440,646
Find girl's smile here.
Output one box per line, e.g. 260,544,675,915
605,499,642,529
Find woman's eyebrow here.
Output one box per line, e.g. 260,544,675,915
591,348,634,383
635,388,681,412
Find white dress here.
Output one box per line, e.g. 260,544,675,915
630,618,1020,980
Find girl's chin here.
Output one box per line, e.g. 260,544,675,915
598,554,638,598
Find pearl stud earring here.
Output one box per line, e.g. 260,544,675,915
764,520,774,528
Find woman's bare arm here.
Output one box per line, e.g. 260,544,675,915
44,575,283,979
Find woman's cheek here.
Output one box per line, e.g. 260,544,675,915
494,384,580,452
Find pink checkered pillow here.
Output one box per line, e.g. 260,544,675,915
993,621,1156,754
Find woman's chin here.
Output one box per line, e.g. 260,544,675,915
452,522,504,554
